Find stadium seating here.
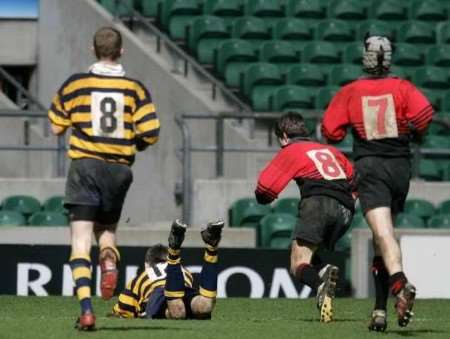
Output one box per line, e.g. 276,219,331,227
437,200,450,215
395,213,426,228
2,195,41,218
259,213,296,248
43,196,67,214
404,199,435,221
272,198,299,217
0,211,26,226
428,214,450,228
229,197,271,227
28,212,69,227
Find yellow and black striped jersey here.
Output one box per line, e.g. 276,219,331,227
48,72,160,165
113,262,193,318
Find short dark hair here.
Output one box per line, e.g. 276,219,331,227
274,112,310,139
93,26,122,61
145,244,168,266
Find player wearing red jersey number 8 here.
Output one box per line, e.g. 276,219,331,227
321,35,433,331
255,112,356,323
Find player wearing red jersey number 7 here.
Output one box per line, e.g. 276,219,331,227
255,112,356,323
321,35,433,331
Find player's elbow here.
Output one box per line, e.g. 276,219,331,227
50,124,66,136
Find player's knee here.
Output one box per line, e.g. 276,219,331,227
167,300,186,320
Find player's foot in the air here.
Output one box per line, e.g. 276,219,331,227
316,265,339,323
201,219,224,247
168,219,187,249
368,309,387,332
395,282,416,327
75,312,96,331
100,248,119,300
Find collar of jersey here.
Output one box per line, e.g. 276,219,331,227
89,62,126,77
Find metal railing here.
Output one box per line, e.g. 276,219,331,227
108,0,251,112
176,113,450,224
0,110,66,176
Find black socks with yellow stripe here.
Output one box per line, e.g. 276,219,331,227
69,254,93,314
164,248,185,300
199,244,218,298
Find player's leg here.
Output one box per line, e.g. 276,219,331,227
190,219,224,319
95,161,133,300
68,206,97,331
94,220,120,300
165,219,188,319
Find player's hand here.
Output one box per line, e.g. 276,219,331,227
135,137,150,151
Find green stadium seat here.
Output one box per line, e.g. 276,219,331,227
418,159,442,181
370,0,408,21
395,213,426,228
269,236,292,249
242,62,282,96
420,88,442,111
287,64,326,87
412,67,450,90
2,195,41,217
162,0,200,28
273,18,314,53
140,0,162,18
43,196,67,214
404,199,435,221
437,200,450,215
389,66,408,79
273,197,300,217
397,21,436,45
245,0,284,27
437,22,450,44
422,135,450,149
188,16,229,64
229,197,271,227
330,64,363,86
28,212,69,227
100,0,134,16
272,85,315,111
315,86,340,109
216,39,257,87
343,42,364,65
259,40,299,74
316,20,354,42
242,62,284,110
259,213,296,247
232,16,271,51
441,94,450,112
427,214,450,228
329,0,367,20
357,20,395,40
427,121,448,136
0,211,26,226
426,45,450,67
335,133,353,149
203,0,243,28
286,0,326,19
351,213,369,228
303,42,341,64
392,43,424,66
410,0,448,22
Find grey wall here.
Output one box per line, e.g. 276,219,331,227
37,0,254,223
0,20,37,65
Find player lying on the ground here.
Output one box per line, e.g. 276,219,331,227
112,219,224,320
321,35,433,331
255,112,355,323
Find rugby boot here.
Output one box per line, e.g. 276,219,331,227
99,248,119,300
316,265,339,323
395,282,416,327
201,219,225,247
368,309,387,332
75,312,96,331
168,219,187,249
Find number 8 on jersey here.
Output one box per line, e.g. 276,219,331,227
91,92,125,139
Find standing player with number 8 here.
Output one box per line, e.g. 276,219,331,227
255,112,356,323
321,35,433,331
47,27,160,331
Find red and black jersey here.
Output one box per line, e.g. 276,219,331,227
255,139,355,210
321,76,433,159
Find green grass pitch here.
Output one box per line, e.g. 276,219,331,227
0,297,449,339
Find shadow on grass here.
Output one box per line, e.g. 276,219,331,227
296,318,361,323
388,329,447,337
97,326,191,332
